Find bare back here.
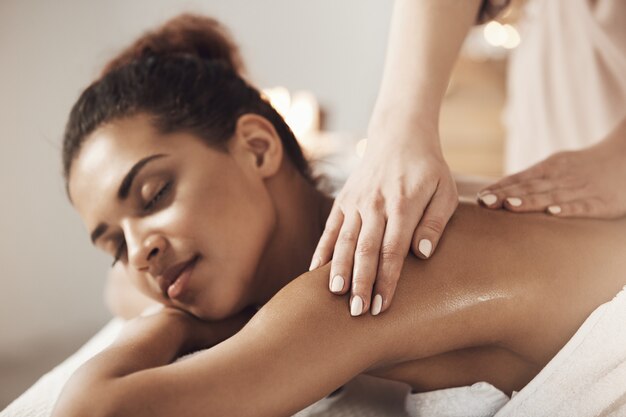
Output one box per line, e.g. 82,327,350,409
364,202,626,393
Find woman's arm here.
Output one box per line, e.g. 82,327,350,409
52,308,253,417
52,256,518,417
53,204,626,417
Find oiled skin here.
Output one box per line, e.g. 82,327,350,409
366,202,626,394
58,202,626,417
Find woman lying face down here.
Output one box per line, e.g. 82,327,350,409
55,22,626,417
69,108,332,321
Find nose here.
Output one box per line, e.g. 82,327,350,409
123,220,167,275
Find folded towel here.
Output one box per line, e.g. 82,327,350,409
405,381,510,417
495,285,626,416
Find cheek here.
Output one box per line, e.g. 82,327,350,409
195,174,276,267
190,173,276,310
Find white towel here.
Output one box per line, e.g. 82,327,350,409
495,285,626,416
405,381,510,417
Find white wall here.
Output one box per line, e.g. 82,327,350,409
0,0,392,355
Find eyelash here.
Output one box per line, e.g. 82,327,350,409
111,242,126,268
144,181,172,211
110,181,172,267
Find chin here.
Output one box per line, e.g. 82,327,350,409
189,294,243,321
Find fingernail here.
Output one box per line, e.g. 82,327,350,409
371,294,383,316
480,193,498,206
309,258,320,271
547,205,562,215
330,275,344,293
418,239,432,258
506,197,522,207
350,296,363,316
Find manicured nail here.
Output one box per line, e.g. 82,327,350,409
547,205,562,215
350,296,363,316
330,275,344,293
480,193,498,206
371,294,383,316
418,239,432,258
506,197,522,207
309,257,320,271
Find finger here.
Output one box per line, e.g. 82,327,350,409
372,202,417,316
547,198,603,218
412,186,458,259
310,204,344,271
502,188,581,213
479,164,544,195
478,166,546,207
329,213,362,297
478,178,557,209
351,209,386,316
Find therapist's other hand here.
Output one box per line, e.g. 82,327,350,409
310,126,458,317
477,136,626,219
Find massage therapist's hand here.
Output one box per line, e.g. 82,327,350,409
310,123,458,317
308,0,480,316
478,121,626,219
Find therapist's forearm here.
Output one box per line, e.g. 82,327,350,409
370,0,482,137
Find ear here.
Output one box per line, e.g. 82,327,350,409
229,113,284,179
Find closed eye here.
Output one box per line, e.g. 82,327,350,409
144,181,172,211
110,181,172,267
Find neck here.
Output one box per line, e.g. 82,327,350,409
249,169,333,306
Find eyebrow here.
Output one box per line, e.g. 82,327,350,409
90,153,169,245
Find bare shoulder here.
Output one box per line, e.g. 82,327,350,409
254,245,520,367
261,203,626,367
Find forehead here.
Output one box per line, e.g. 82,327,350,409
69,115,158,201
67,115,202,230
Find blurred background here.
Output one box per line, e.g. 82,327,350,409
0,0,523,407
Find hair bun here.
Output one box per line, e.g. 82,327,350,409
101,13,245,78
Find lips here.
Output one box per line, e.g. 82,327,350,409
156,255,199,300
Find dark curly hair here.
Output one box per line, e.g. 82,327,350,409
62,15,311,192
99,13,246,78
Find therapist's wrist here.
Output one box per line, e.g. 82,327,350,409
367,112,441,154
369,100,438,129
